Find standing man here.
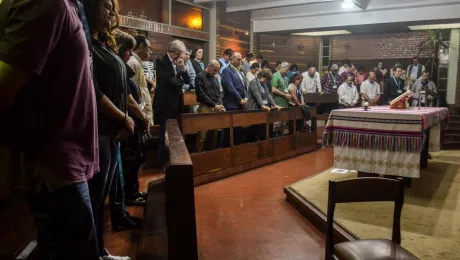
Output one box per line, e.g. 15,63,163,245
301,66,322,94
407,57,426,81
219,48,234,74
321,64,341,93
360,72,381,106
221,52,247,145
411,71,438,107
222,52,247,111
339,64,355,83
384,66,405,104
130,34,154,126
271,62,291,107
338,76,359,108
183,48,196,91
242,52,253,74
0,0,99,259
195,60,225,152
155,40,190,163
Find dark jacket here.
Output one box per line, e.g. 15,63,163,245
384,77,405,103
247,78,275,110
191,59,204,75
154,53,190,121
221,65,247,111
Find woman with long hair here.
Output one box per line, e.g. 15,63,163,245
82,0,134,258
191,47,205,74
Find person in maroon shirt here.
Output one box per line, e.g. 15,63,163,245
0,0,99,259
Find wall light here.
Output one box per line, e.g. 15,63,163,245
187,16,202,30
342,0,354,9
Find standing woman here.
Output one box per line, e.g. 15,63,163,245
288,74,307,132
247,70,280,141
191,47,205,74
378,61,389,79
83,0,133,259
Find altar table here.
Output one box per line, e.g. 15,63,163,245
323,106,449,178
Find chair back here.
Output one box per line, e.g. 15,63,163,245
325,177,404,260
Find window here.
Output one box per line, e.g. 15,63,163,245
320,37,331,69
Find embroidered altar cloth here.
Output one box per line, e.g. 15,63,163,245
323,106,448,178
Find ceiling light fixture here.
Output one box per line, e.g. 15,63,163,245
408,23,460,30
342,0,354,9
292,30,351,36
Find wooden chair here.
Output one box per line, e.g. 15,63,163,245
325,178,419,260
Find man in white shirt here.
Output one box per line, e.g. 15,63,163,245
301,66,322,94
407,57,425,81
338,75,359,108
338,60,349,75
360,72,381,106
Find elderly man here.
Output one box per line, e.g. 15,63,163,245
321,64,342,93
301,65,322,94
155,40,190,163
338,76,359,108
195,60,224,152
360,72,381,106
271,62,292,107
222,52,247,145
411,71,437,107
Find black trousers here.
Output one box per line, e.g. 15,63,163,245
88,135,118,256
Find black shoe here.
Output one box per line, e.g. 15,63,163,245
125,197,146,206
428,153,433,159
112,215,138,232
138,192,147,199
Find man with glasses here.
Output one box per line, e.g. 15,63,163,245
130,34,153,126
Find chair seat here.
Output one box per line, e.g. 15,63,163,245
334,239,419,260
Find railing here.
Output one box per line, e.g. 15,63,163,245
138,120,197,260
180,107,318,186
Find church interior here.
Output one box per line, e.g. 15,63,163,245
2,0,460,259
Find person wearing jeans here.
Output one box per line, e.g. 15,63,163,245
0,0,99,259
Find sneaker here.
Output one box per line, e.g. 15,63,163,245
100,249,131,260
125,196,146,206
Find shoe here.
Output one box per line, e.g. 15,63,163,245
125,196,146,206
125,211,143,227
112,215,138,232
137,191,147,199
100,249,130,260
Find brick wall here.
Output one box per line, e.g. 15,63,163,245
331,31,433,61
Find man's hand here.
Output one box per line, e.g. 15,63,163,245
123,116,135,134
271,105,282,111
176,58,185,70
261,105,271,112
284,93,292,99
319,91,324,95
142,113,150,129
214,105,226,112
240,99,248,105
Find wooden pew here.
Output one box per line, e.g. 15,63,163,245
183,91,199,106
180,107,317,186
138,120,198,260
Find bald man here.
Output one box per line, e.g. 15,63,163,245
195,60,224,151
221,52,247,111
360,72,382,106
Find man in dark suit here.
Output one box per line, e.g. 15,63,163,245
384,65,405,104
221,52,247,146
221,52,247,111
154,39,190,163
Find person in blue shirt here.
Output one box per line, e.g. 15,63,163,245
218,48,234,74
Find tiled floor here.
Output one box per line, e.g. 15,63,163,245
194,148,333,260
104,148,333,259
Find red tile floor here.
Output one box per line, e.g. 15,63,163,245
104,148,334,259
